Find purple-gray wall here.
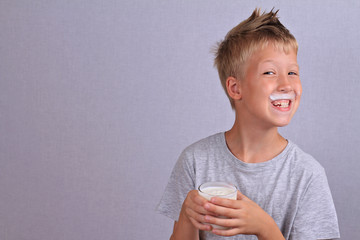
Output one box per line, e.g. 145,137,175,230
1,1,359,239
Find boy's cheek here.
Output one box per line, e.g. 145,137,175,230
296,86,302,97
296,82,302,97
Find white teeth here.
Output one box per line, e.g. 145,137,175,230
280,102,289,107
272,100,290,108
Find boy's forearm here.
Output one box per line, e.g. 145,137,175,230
170,211,199,240
257,218,285,240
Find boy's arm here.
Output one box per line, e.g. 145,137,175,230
170,212,198,240
170,219,197,240
169,190,212,240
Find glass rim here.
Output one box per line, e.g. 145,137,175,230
198,181,237,196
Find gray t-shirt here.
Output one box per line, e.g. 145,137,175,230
157,132,340,240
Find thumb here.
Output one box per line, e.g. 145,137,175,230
237,190,249,201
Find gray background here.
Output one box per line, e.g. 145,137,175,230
1,0,359,239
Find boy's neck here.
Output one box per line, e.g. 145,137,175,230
225,122,288,164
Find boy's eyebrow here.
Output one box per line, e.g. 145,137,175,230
260,60,299,69
288,63,300,69
289,64,300,70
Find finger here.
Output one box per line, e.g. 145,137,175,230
186,191,213,215
204,202,239,218
194,199,216,216
188,201,208,215
188,216,212,231
186,207,207,225
211,226,240,236
204,214,239,228
209,197,240,209
194,192,210,206
237,191,243,200
237,191,253,203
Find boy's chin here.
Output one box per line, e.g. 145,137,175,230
273,119,292,127
277,122,290,127
272,114,296,127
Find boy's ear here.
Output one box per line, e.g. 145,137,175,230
226,76,242,101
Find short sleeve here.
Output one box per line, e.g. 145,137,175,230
156,149,196,221
289,168,340,239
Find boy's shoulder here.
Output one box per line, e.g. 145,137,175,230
287,140,325,177
182,132,224,154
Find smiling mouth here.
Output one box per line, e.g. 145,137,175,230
271,99,291,108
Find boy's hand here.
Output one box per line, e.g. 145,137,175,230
179,190,215,232
202,191,284,240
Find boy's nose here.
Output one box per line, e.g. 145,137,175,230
277,75,292,92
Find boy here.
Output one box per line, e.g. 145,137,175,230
157,8,340,240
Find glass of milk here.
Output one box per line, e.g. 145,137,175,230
198,181,237,229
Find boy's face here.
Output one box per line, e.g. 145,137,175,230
237,43,302,128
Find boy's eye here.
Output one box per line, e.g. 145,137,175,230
263,71,275,75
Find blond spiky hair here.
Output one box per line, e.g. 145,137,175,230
214,8,298,109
